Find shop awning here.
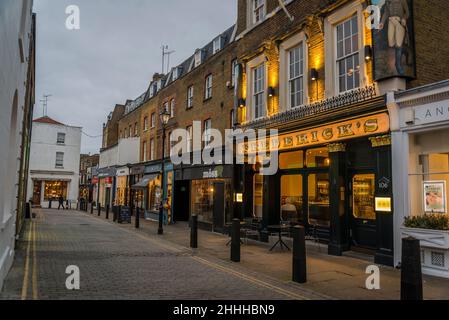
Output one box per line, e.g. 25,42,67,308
131,174,158,189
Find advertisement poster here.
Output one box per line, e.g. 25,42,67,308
372,0,416,80
423,181,447,213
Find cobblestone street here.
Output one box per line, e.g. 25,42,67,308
0,209,326,300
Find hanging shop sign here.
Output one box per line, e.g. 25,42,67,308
373,0,416,81
423,181,447,214
239,113,390,154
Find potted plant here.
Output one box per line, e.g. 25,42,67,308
401,214,449,278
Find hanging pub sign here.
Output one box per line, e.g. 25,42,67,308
423,181,447,214
239,113,390,154
372,0,416,80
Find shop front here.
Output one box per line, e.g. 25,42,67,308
174,164,234,232
97,167,116,209
392,80,449,277
32,179,69,208
129,164,145,209
240,111,394,265
115,166,129,206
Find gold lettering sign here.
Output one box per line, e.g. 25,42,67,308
239,113,390,154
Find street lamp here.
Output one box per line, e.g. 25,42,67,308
158,108,171,235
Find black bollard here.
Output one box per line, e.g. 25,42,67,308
401,237,423,300
90,203,94,215
292,225,307,284
231,219,241,263
190,215,198,249
49,199,52,209
106,204,110,220
135,207,140,229
98,203,101,216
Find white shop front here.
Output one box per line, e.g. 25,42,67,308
391,80,449,278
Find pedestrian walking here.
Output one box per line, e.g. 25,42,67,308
58,195,65,210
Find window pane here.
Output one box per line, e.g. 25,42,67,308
281,175,303,223
352,174,376,220
308,174,330,227
279,151,304,169
306,148,330,168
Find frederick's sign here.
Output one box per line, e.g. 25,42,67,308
239,113,390,154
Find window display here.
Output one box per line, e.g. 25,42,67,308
44,181,68,201
148,176,162,212
279,151,304,169
191,180,215,224
409,130,449,217
352,174,376,220
116,176,127,205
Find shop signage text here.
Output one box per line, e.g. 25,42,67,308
240,113,390,154
414,101,449,125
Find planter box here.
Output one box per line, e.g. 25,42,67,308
401,227,449,279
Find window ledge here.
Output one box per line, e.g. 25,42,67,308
203,97,212,103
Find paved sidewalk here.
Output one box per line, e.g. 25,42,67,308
87,207,449,300
0,209,327,300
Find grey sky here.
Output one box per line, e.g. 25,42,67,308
33,0,237,154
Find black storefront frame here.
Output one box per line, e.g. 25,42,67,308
244,136,394,266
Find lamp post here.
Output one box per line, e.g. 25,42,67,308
158,108,171,235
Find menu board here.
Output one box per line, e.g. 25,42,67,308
118,206,132,224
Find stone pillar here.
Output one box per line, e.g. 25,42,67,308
328,143,348,256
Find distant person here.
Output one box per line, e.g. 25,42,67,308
58,195,65,210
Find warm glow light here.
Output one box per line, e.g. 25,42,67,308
375,197,392,212
235,193,243,203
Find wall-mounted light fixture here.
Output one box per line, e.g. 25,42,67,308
364,45,373,61
268,87,276,97
238,98,246,108
311,68,318,81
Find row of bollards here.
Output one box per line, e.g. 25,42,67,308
189,217,423,299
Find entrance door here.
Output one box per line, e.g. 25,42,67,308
174,181,190,222
32,181,42,206
350,173,377,249
213,182,225,232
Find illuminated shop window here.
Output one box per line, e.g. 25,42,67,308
279,151,304,170
306,148,330,168
308,173,330,227
280,175,303,223
44,181,68,201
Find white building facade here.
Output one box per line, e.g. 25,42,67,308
391,80,449,278
27,117,82,209
0,0,35,290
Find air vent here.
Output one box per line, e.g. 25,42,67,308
431,251,445,268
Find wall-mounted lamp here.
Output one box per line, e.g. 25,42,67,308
268,87,276,97
238,98,246,108
364,45,373,61
311,68,318,81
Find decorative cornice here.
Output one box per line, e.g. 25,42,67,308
369,135,391,148
397,91,449,108
328,143,346,153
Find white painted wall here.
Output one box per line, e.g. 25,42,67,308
99,137,140,168
0,0,34,290
26,122,82,207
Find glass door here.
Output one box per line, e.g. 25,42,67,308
350,173,377,249
280,174,303,224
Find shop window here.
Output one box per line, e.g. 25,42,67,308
44,181,68,201
306,148,330,168
280,175,303,223
409,130,449,216
166,171,173,223
308,173,330,227
352,174,376,220
116,176,127,206
148,176,162,212
253,174,264,219
191,180,215,224
279,151,304,170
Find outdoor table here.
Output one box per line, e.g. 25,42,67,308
267,224,291,251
